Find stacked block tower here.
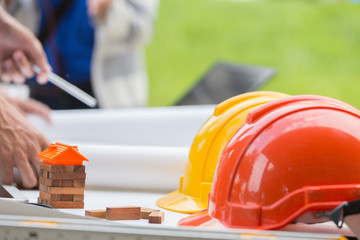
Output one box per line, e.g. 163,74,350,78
37,142,89,208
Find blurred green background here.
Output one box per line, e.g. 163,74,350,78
146,0,360,107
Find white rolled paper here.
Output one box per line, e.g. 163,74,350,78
28,105,215,190
29,105,215,147
80,144,189,191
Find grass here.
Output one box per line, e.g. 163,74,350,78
146,0,360,108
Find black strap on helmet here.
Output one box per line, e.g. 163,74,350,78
317,198,360,228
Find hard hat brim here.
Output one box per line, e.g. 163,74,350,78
156,190,206,214
178,209,225,229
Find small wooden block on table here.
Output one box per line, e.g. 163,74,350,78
149,211,165,224
85,210,106,219
106,206,141,220
140,207,160,219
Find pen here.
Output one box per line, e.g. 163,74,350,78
32,65,97,108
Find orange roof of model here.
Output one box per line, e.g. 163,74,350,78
38,142,89,165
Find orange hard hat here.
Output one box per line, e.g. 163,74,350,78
179,95,360,230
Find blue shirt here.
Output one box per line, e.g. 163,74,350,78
38,0,94,84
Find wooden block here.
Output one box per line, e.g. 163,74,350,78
140,207,160,219
39,176,74,187
39,168,48,178
38,196,84,208
45,200,83,209
39,176,52,186
48,187,84,195
60,180,75,187
40,162,74,172
48,172,86,180
73,194,84,202
51,201,84,208
39,192,84,202
40,191,70,201
149,211,164,224
39,184,84,194
57,194,73,201
106,206,141,220
40,162,85,173
39,183,47,192
73,165,85,173
74,180,85,188
37,196,45,204
85,210,106,219
38,196,48,205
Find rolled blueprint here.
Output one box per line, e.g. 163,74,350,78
29,105,215,147
27,105,215,190
79,144,189,191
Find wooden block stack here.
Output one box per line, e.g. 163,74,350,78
38,162,86,208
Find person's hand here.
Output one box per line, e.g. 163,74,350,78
3,93,52,124
87,0,113,20
0,92,50,188
0,6,51,84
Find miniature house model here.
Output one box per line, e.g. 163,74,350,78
37,142,89,208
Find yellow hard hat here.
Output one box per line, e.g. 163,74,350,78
156,91,289,213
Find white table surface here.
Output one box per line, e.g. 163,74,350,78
21,189,188,227
19,188,355,237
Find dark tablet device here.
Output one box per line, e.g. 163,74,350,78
175,62,276,105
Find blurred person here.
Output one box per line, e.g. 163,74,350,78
0,5,51,188
3,0,158,109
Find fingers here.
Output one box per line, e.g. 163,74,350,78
0,52,50,85
28,135,50,183
27,141,42,177
0,152,14,186
14,148,38,189
1,58,25,84
12,51,35,79
0,60,11,83
41,137,51,152
25,39,51,84
29,133,50,166
3,135,50,188
2,95,52,124
20,98,52,124
0,50,38,84
36,72,49,85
